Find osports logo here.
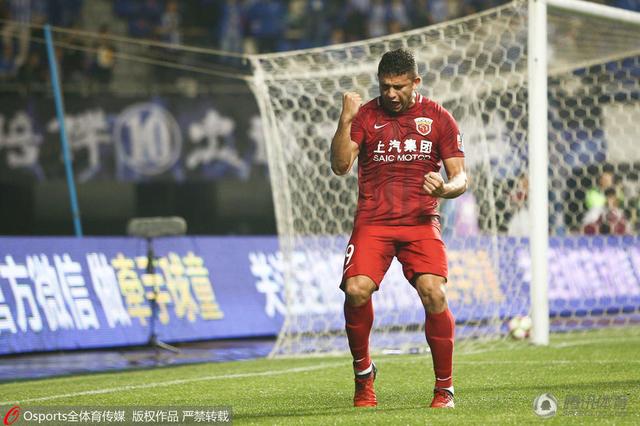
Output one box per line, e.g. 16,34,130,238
414,117,433,136
3,405,20,425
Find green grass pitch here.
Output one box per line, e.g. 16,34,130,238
1,327,638,425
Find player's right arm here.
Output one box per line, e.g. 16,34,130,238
331,92,361,176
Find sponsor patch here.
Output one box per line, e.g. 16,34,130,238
457,133,464,152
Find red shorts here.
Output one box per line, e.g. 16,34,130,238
340,222,448,289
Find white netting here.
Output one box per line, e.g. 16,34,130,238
249,0,640,357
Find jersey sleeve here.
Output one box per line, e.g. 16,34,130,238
438,108,465,159
349,109,367,146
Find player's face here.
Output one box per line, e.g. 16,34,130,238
378,73,421,114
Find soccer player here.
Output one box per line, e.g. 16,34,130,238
330,48,467,408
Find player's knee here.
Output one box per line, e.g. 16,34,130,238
344,277,375,306
415,277,447,310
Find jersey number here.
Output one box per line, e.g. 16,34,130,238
345,244,355,265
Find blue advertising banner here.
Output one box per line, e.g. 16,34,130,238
0,236,281,355
259,235,640,336
0,235,638,354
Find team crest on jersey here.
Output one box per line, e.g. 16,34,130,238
415,117,433,136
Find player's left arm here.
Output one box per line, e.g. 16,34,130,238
423,157,468,199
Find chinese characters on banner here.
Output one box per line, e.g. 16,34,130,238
0,236,289,355
1,235,638,354
0,95,264,183
0,249,224,349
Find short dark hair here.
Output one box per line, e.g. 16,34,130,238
378,48,418,78
602,163,615,174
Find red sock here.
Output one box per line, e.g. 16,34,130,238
344,299,373,372
425,308,455,389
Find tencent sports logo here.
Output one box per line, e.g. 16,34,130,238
3,405,20,425
533,393,558,418
414,117,433,136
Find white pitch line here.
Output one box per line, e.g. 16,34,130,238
455,359,640,365
4,335,639,406
0,362,344,406
380,356,640,365
553,336,640,348
457,334,640,356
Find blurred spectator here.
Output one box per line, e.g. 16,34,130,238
632,197,640,233
583,187,631,235
585,167,612,210
91,24,115,85
219,0,244,53
128,17,154,39
282,0,310,50
329,27,345,45
47,0,83,27
244,0,286,53
183,0,222,46
0,0,8,19
306,0,340,47
585,166,624,214
342,1,368,42
158,0,181,45
113,0,141,19
0,35,16,77
124,0,162,40
60,24,87,83
349,0,370,12
429,0,453,22
368,0,387,38
462,0,506,16
410,0,435,29
611,0,638,10
507,173,530,237
16,47,45,88
139,0,163,26
387,19,404,35
1,0,40,69
1,0,637,84
388,0,410,32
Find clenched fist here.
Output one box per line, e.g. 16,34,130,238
423,172,445,197
340,92,362,123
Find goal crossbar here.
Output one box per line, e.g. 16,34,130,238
546,0,640,24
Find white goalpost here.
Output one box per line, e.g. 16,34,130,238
248,0,640,357
528,0,640,345
528,0,550,346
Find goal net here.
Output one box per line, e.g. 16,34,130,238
249,0,640,356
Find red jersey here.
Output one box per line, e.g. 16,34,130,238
350,93,464,226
